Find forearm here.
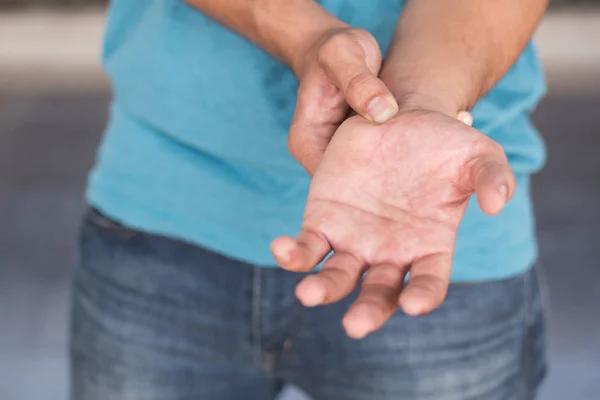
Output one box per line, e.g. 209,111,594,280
184,0,345,74
380,0,549,116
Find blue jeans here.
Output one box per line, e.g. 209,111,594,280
70,209,547,400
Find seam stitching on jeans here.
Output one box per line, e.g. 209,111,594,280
252,266,263,370
534,261,552,325
525,266,534,327
519,267,532,397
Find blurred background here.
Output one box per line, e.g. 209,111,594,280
1,1,599,400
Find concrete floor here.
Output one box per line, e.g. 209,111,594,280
1,10,600,400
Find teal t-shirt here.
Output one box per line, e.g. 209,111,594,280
87,0,546,281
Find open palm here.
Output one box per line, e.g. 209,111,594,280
272,110,515,339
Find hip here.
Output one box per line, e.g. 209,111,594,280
71,208,548,399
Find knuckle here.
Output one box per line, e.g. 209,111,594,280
360,294,395,314
369,265,404,285
317,35,335,59
317,34,347,66
317,30,363,66
488,140,506,156
468,138,506,167
346,72,373,98
348,28,378,46
328,265,357,285
476,137,504,156
287,134,302,160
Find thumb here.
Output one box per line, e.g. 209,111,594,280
469,149,516,216
320,44,398,123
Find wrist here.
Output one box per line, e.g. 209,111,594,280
250,0,347,77
379,64,475,118
393,91,464,118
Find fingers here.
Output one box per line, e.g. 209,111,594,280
287,122,331,176
295,252,366,307
398,253,452,317
271,229,331,272
343,263,406,339
319,40,398,124
287,71,348,176
470,151,517,216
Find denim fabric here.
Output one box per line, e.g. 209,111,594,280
70,210,547,400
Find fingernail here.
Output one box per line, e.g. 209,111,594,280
367,97,398,123
457,111,473,127
498,184,508,201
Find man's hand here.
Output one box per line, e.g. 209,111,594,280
271,111,515,339
184,0,398,175
288,28,398,175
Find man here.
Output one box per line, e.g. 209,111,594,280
71,0,549,399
